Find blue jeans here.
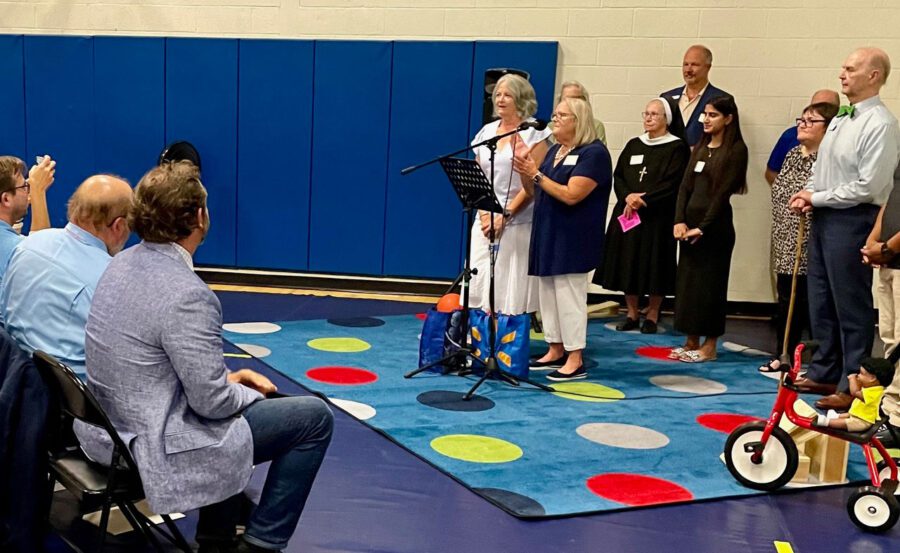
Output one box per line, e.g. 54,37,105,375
197,396,333,550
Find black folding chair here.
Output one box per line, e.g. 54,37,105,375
34,351,192,552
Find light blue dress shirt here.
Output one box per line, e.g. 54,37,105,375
807,95,900,208
0,223,112,373
0,220,23,281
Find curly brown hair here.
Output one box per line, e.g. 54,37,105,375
0,156,26,196
130,161,206,243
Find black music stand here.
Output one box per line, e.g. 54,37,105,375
404,157,552,399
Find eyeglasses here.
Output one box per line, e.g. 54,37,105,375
795,118,827,127
551,112,576,121
14,181,30,194
641,112,664,120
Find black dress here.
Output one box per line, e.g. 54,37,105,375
597,136,690,295
673,142,748,337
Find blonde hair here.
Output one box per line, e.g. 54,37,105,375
556,80,593,108
493,74,538,119
562,98,598,148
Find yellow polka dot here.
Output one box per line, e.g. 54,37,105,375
430,434,523,463
551,382,625,403
307,337,371,353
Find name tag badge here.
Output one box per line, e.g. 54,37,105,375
630,155,644,165
697,114,706,123
694,161,705,173
563,155,578,166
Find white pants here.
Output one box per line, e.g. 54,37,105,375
878,268,900,426
538,273,590,351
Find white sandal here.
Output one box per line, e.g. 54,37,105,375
678,350,717,363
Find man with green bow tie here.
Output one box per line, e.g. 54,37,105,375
789,47,900,412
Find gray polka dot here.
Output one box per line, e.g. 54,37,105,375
576,423,670,450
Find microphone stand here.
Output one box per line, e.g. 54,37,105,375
402,121,553,399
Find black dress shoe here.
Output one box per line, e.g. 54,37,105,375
530,353,568,370
876,423,900,448
616,318,640,331
640,319,658,334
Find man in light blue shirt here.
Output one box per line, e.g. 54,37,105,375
0,155,55,278
0,174,133,373
790,47,900,411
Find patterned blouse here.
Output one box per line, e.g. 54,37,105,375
771,146,815,275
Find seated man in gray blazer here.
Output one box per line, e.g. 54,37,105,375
76,161,333,553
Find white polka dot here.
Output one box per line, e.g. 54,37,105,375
722,341,749,352
223,322,282,334
759,369,781,381
576,423,670,450
235,344,272,358
650,374,728,395
742,348,773,357
328,398,376,420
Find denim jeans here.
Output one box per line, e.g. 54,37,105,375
197,396,333,551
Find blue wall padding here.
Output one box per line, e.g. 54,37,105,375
166,38,239,266
236,39,315,271
308,41,392,275
93,37,165,188
24,36,96,229
2,35,557,279
469,41,559,137
382,41,475,279
0,36,26,161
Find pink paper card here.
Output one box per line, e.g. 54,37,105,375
618,212,641,232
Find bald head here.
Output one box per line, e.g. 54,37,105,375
810,89,840,107
858,47,892,84
67,175,133,228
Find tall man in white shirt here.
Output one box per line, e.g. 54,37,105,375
790,47,900,411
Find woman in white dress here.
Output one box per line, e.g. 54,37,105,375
468,73,551,315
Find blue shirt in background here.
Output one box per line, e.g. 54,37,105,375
0,223,112,374
0,220,23,281
766,126,800,174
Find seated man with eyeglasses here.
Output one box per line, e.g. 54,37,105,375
0,155,55,280
0,174,133,374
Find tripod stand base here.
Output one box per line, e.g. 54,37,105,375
463,357,554,400
405,348,477,379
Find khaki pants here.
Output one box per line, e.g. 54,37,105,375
878,268,900,426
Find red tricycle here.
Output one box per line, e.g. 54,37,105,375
724,341,900,533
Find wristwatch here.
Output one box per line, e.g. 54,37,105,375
532,172,544,187
882,242,896,258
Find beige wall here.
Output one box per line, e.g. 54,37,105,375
4,0,900,301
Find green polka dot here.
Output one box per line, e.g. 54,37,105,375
551,382,625,403
307,337,371,353
430,434,523,463
530,328,544,341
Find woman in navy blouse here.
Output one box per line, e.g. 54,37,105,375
513,97,612,381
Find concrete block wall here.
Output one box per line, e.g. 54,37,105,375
4,0,900,302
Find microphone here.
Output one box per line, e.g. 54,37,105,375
517,119,548,131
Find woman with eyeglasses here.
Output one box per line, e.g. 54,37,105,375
513,98,612,381
759,101,839,372
597,97,690,334
468,73,551,316
670,95,748,363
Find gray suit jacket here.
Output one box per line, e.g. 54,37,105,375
76,242,262,514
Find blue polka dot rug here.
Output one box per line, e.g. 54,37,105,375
223,315,873,518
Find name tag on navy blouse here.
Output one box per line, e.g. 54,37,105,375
694,161,705,173
629,155,644,165
563,155,578,166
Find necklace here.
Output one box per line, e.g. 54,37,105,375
707,146,717,158
554,145,572,164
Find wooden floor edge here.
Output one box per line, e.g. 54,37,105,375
208,283,438,304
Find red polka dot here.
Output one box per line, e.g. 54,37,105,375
306,366,378,385
696,413,763,434
587,473,693,506
415,313,428,320
635,346,679,362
